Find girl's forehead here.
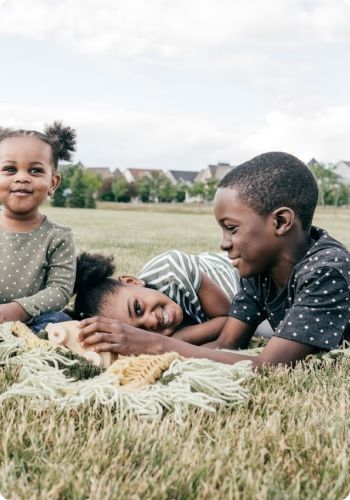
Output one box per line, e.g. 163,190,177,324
0,135,52,161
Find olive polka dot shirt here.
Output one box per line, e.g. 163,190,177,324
0,217,76,318
229,227,350,350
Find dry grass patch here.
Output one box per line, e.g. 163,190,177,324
1,358,350,499
0,205,349,499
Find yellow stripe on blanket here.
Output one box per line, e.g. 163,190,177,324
106,352,181,386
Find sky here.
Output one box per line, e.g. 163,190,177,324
0,0,350,171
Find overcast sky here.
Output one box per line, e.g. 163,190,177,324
0,0,349,171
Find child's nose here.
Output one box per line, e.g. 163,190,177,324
220,233,232,251
14,172,30,183
143,311,158,331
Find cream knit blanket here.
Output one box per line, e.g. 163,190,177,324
0,322,255,423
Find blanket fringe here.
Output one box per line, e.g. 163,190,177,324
0,322,254,422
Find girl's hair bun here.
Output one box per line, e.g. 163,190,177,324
74,252,115,294
0,121,76,169
44,121,76,162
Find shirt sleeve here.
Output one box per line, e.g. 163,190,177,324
139,250,203,319
273,267,350,350
14,229,76,317
139,250,200,298
229,279,268,328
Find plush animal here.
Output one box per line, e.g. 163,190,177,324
45,320,114,369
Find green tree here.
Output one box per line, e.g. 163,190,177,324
135,172,177,203
66,168,100,208
97,178,115,201
112,175,132,202
188,181,205,200
309,161,349,206
205,178,219,201
175,183,187,202
158,178,177,202
135,176,149,202
51,164,78,207
68,168,87,208
136,172,170,203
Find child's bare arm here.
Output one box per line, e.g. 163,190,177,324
256,336,317,367
197,273,231,317
171,317,228,344
0,302,30,323
78,317,317,370
201,316,255,349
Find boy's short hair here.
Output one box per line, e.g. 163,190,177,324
219,152,319,230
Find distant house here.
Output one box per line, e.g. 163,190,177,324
124,168,163,183
333,161,350,185
166,170,199,185
195,162,233,183
85,167,112,180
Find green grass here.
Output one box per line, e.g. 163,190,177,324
1,204,349,499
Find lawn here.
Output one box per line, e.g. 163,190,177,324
0,204,349,499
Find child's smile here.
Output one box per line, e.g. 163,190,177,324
101,284,184,336
214,187,279,278
0,136,60,223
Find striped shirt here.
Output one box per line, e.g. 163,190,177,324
138,250,240,324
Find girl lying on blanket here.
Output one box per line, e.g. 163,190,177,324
72,251,271,345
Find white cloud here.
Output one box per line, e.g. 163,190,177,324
0,101,235,168
1,99,349,169
241,100,350,163
1,0,350,60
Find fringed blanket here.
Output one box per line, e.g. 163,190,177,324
0,322,256,422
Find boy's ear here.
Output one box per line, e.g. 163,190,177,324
272,207,295,235
48,173,61,196
119,275,146,286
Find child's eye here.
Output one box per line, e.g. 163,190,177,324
1,166,16,174
226,226,237,234
134,300,142,316
30,167,44,174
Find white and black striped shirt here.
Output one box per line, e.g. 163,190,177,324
138,250,240,324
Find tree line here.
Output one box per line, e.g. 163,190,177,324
52,162,349,208
52,164,220,208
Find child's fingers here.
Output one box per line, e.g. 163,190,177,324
81,331,118,347
79,316,113,328
91,341,121,353
78,318,123,340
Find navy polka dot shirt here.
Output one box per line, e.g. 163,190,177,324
229,227,350,350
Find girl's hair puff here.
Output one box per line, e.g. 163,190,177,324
73,252,123,319
0,121,76,170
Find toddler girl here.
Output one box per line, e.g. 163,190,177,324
0,122,76,331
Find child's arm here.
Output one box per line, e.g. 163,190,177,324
0,302,30,323
14,228,76,320
201,316,255,349
78,316,316,370
197,273,231,317
171,317,229,344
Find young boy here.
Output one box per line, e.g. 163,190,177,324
79,152,350,370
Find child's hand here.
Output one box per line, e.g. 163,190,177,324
78,316,167,356
0,303,30,323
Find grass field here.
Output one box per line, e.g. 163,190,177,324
0,205,349,499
